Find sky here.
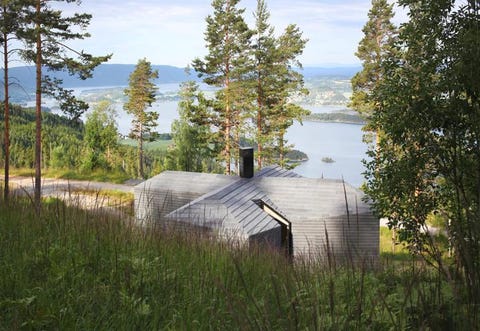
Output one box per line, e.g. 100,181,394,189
53,0,407,68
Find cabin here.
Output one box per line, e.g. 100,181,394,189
134,148,379,264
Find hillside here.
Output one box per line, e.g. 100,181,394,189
5,64,192,90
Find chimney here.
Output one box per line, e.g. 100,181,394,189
239,147,254,178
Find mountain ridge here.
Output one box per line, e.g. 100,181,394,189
4,64,360,89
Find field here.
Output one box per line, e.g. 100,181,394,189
0,195,477,330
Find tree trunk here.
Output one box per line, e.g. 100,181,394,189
257,87,263,169
278,130,285,168
3,31,10,204
139,124,144,179
224,72,231,175
34,0,42,213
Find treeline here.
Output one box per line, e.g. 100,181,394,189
1,0,309,207
0,103,170,180
303,112,365,125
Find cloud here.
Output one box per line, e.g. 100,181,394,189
50,0,404,67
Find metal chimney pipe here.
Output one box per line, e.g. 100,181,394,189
239,147,254,178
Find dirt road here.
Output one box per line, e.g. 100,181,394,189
4,176,141,214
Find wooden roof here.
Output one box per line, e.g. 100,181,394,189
256,177,372,222
136,170,238,195
166,166,304,236
139,165,373,239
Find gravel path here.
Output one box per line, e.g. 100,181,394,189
8,176,137,195
4,176,141,215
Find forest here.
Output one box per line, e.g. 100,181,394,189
1,0,480,329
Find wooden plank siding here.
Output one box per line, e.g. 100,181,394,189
290,215,379,264
256,177,379,263
134,171,238,226
134,166,379,264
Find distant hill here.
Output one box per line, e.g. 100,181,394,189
5,64,193,90
301,66,361,78
5,64,360,89
2,64,360,103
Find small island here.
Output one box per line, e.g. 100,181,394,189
321,156,335,163
286,149,309,162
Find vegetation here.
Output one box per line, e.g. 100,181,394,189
165,80,220,173
192,0,308,174
362,0,480,304
83,101,119,171
349,0,396,119
251,0,309,169
285,149,308,163
192,0,252,175
0,0,25,203
321,157,335,164
0,196,477,330
124,58,159,179
304,112,365,125
23,0,111,212
0,104,167,182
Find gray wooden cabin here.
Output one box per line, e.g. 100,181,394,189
134,148,379,263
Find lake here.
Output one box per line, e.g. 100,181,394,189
114,101,369,188
39,85,369,187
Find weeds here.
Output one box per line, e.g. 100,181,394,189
0,195,478,330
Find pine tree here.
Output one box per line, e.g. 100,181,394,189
350,0,396,120
251,0,278,168
350,0,397,250
20,0,111,211
168,80,216,172
271,24,309,167
0,0,24,204
124,58,159,179
192,0,252,175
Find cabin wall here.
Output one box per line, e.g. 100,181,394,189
134,186,203,226
291,214,379,264
248,226,282,252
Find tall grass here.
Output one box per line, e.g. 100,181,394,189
3,167,131,184
0,195,477,330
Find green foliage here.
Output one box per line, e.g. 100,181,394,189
0,197,478,329
167,80,220,173
192,0,252,174
0,104,158,182
0,104,84,169
350,0,397,120
304,112,365,124
251,0,309,168
124,58,159,179
191,0,309,173
83,100,119,171
364,0,480,301
19,0,112,120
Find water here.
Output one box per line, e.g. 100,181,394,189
116,101,368,187
39,85,369,187
286,121,367,187
115,100,179,135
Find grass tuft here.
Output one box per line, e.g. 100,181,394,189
0,196,478,330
